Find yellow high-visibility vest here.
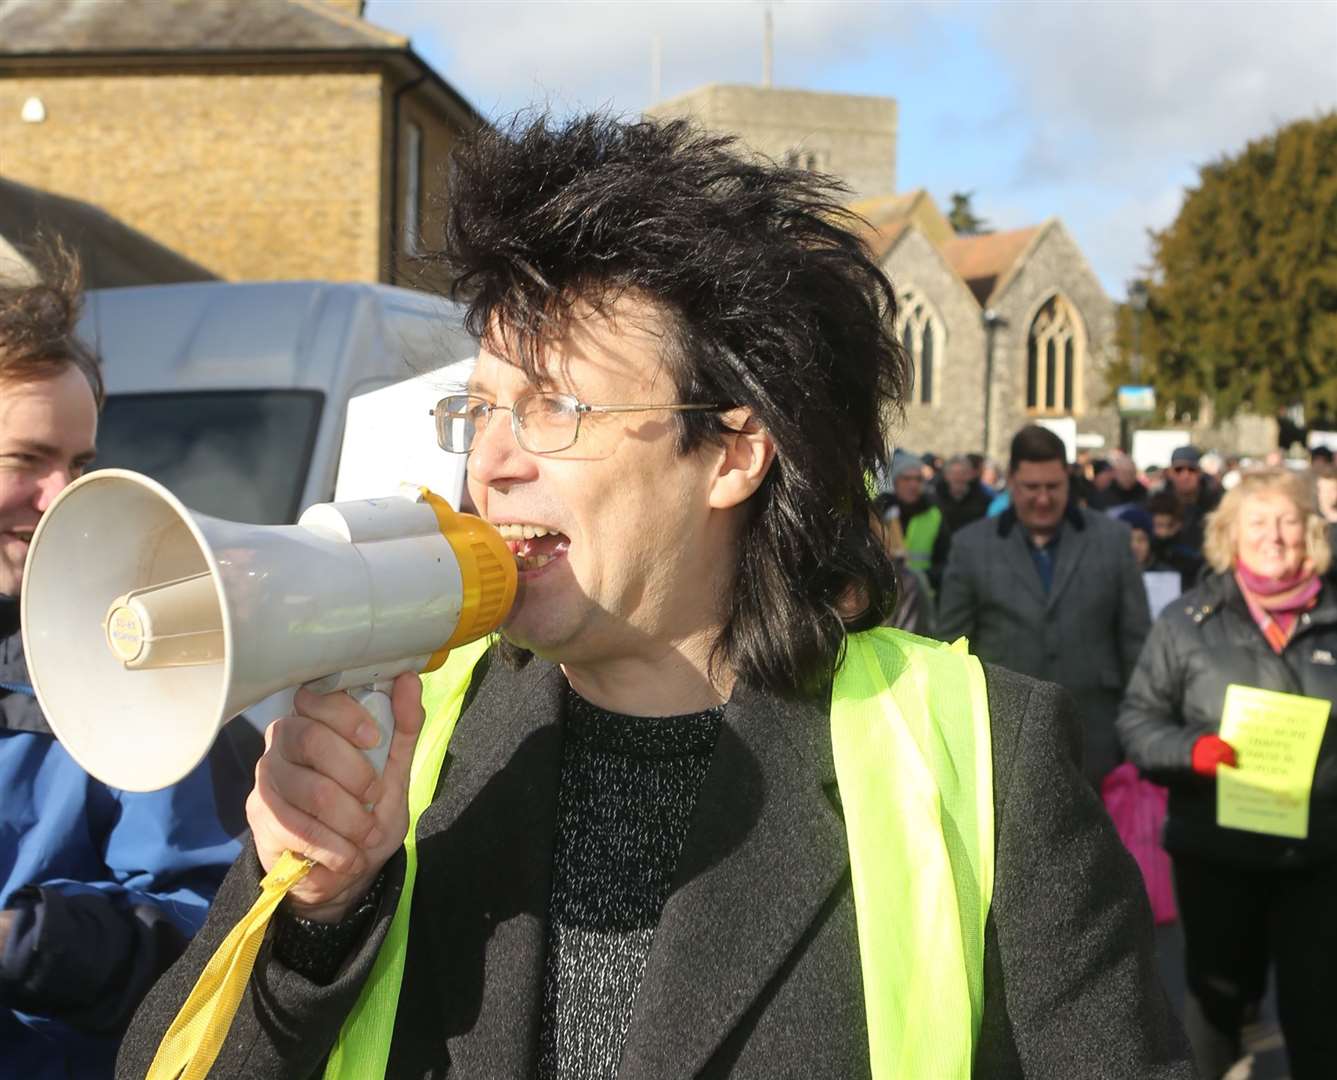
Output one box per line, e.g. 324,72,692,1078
903,504,943,579
325,627,994,1079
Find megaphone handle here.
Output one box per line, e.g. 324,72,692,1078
349,680,396,777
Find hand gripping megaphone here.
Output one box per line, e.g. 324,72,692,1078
20,469,517,791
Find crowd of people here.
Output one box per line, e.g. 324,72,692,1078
2,110,1333,1080
873,432,1337,1078
875,436,1337,638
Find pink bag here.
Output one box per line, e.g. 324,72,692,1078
1101,763,1178,925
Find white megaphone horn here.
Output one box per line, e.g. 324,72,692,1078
20,469,517,792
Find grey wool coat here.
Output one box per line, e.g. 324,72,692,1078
119,649,1192,1079
937,505,1152,786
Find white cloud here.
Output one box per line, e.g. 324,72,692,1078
983,0,1337,185
975,0,1337,292
1078,182,1188,294
366,0,1337,297
369,0,917,116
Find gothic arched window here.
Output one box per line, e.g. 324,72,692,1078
897,287,944,407
1026,294,1084,414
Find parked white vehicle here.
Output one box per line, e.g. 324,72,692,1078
75,280,479,733
77,280,476,523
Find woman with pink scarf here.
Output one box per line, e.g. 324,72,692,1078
1118,468,1337,1080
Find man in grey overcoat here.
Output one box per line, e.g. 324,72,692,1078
119,120,1190,1079
939,426,1152,786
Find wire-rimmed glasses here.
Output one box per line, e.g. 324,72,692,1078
431,392,727,455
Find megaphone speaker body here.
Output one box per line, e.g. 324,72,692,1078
21,470,515,792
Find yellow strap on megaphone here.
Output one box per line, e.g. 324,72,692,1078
144,850,313,1080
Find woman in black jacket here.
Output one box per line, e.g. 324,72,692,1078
1118,468,1337,1080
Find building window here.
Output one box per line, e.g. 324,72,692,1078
403,122,423,256
897,286,944,406
784,148,824,172
1026,294,1083,415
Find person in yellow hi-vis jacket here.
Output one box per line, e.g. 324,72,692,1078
120,113,1194,1080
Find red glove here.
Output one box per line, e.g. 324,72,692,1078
1192,734,1238,777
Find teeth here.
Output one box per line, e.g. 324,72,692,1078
496,523,553,541
516,553,555,571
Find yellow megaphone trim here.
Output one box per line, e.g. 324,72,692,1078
416,488,517,670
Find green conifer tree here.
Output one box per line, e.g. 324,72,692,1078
1114,113,1337,420
947,192,990,236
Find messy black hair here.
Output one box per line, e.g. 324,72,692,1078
439,113,910,698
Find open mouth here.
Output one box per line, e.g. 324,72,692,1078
495,523,570,573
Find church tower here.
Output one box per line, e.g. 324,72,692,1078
647,84,896,201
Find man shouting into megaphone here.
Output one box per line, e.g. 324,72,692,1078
125,117,1194,1079
0,243,255,1080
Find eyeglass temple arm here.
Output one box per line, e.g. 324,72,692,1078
577,403,725,415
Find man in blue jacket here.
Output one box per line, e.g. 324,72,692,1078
0,245,255,1077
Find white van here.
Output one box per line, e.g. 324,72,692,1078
78,280,477,523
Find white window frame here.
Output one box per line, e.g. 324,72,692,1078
896,286,945,407
1026,293,1085,416
403,122,424,257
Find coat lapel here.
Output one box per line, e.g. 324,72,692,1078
615,680,850,1079
999,519,1048,609
388,651,567,1078
1046,513,1091,610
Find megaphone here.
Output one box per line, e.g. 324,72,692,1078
21,469,517,792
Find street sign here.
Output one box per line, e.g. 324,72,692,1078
1117,385,1156,417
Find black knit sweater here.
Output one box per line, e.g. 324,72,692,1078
536,686,722,1080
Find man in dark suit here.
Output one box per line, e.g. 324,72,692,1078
939,426,1153,786
121,116,1190,1079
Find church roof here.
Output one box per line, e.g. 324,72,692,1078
851,190,956,258
0,0,404,55
0,178,217,289
850,192,921,226
940,225,1044,305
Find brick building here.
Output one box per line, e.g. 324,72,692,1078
0,0,479,286
651,84,1119,463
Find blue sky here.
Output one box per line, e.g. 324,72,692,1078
365,0,1337,300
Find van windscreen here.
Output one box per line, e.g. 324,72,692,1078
93,390,324,524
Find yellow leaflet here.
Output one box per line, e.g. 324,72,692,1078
1217,684,1329,840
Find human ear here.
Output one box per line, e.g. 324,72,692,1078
707,409,776,510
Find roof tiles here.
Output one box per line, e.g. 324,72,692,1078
0,0,404,55
940,226,1043,304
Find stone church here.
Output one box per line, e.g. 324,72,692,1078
649,85,1119,464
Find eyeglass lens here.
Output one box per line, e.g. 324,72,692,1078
436,394,581,454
